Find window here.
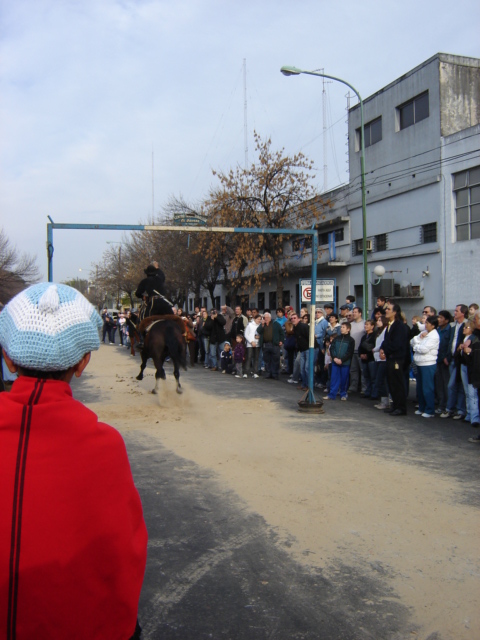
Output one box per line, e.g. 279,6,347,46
398,91,429,130
318,228,344,245
421,223,437,244
453,166,480,241
269,292,277,310
292,236,312,252
375,233,387,251
356,116,382,150
257,292,265,310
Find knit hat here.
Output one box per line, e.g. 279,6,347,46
0,283,102,371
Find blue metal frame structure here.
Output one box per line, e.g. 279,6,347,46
46,216,319,404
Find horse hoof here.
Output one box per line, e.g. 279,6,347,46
176,387,183,394
136,375,143,381
151,389,157,395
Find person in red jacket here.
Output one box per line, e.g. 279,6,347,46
0,282,147,640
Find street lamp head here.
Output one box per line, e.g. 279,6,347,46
373,265,386,278
280,65,302,76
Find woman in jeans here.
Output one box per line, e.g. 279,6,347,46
372,315,389,409
410,315,440,418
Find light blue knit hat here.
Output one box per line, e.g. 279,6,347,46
0,282,102,371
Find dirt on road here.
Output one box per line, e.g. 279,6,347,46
76,345,480,640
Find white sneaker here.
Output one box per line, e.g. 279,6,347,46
422,413,435,418
235,375,241,378
415,410,423,415
253,374,259,379
243,374,248,378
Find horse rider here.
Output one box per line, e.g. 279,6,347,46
135,262,175,349
135,261,175,318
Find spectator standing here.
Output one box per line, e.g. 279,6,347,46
207,309,226,371
348,306,365,394
324,323,355,401
459,321,479,426
435,310,453,414
220,342,234,373
230,306,248,342
372,315,389,408
411,315,440,417
256,312,284,380
466,310,480,441
440,304,468,419
290,312,310,391
233,335,247,378
244,315,261,378
221,305,235,342
380,303,409,416
358,319,376,398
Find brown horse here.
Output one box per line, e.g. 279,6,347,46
135,316,187,395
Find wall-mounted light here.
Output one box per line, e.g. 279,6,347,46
422,267,430,278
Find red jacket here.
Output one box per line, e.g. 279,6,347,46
0,377,147,640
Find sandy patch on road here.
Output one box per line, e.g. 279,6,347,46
80,345,480,640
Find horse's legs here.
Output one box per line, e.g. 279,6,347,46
152,356,166,394
173,359,183,394
136,352,148,381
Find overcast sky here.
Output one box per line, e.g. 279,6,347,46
1,0,479,283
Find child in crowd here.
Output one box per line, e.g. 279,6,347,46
324,322,355,401
233,335,247,378
220,342,234,374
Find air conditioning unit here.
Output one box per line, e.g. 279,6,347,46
356,239,373,253
372,278,394,297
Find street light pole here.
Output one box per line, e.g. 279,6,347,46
280,65,369,315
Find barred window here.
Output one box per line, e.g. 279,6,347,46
453,166,480,242
375,233,387,251
422,223,437,244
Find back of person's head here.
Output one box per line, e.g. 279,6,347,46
346,295,355,303
0,283,102,380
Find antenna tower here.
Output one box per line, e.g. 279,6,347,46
243,58,248,169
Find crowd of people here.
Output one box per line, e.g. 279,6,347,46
69,272,480,448
168,297,480,445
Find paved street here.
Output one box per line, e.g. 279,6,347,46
77,348,480,640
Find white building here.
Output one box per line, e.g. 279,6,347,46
191,53,480,316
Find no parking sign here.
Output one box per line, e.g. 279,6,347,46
300,278,336,309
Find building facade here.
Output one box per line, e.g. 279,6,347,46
190,53,480,316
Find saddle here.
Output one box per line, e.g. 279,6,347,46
138,314,187,339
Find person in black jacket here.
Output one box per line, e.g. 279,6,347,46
380,303,409,415
207,309,226,371
290,312,310,390
135,262,174,317
358,319,376,398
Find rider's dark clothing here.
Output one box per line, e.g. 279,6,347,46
135,268,172,316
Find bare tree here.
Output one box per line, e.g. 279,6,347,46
0,228,40,303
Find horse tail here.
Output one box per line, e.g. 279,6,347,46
165,323,188,371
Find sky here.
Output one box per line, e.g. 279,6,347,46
1,0,479,283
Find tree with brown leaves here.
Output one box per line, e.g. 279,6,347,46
203,132,327,304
